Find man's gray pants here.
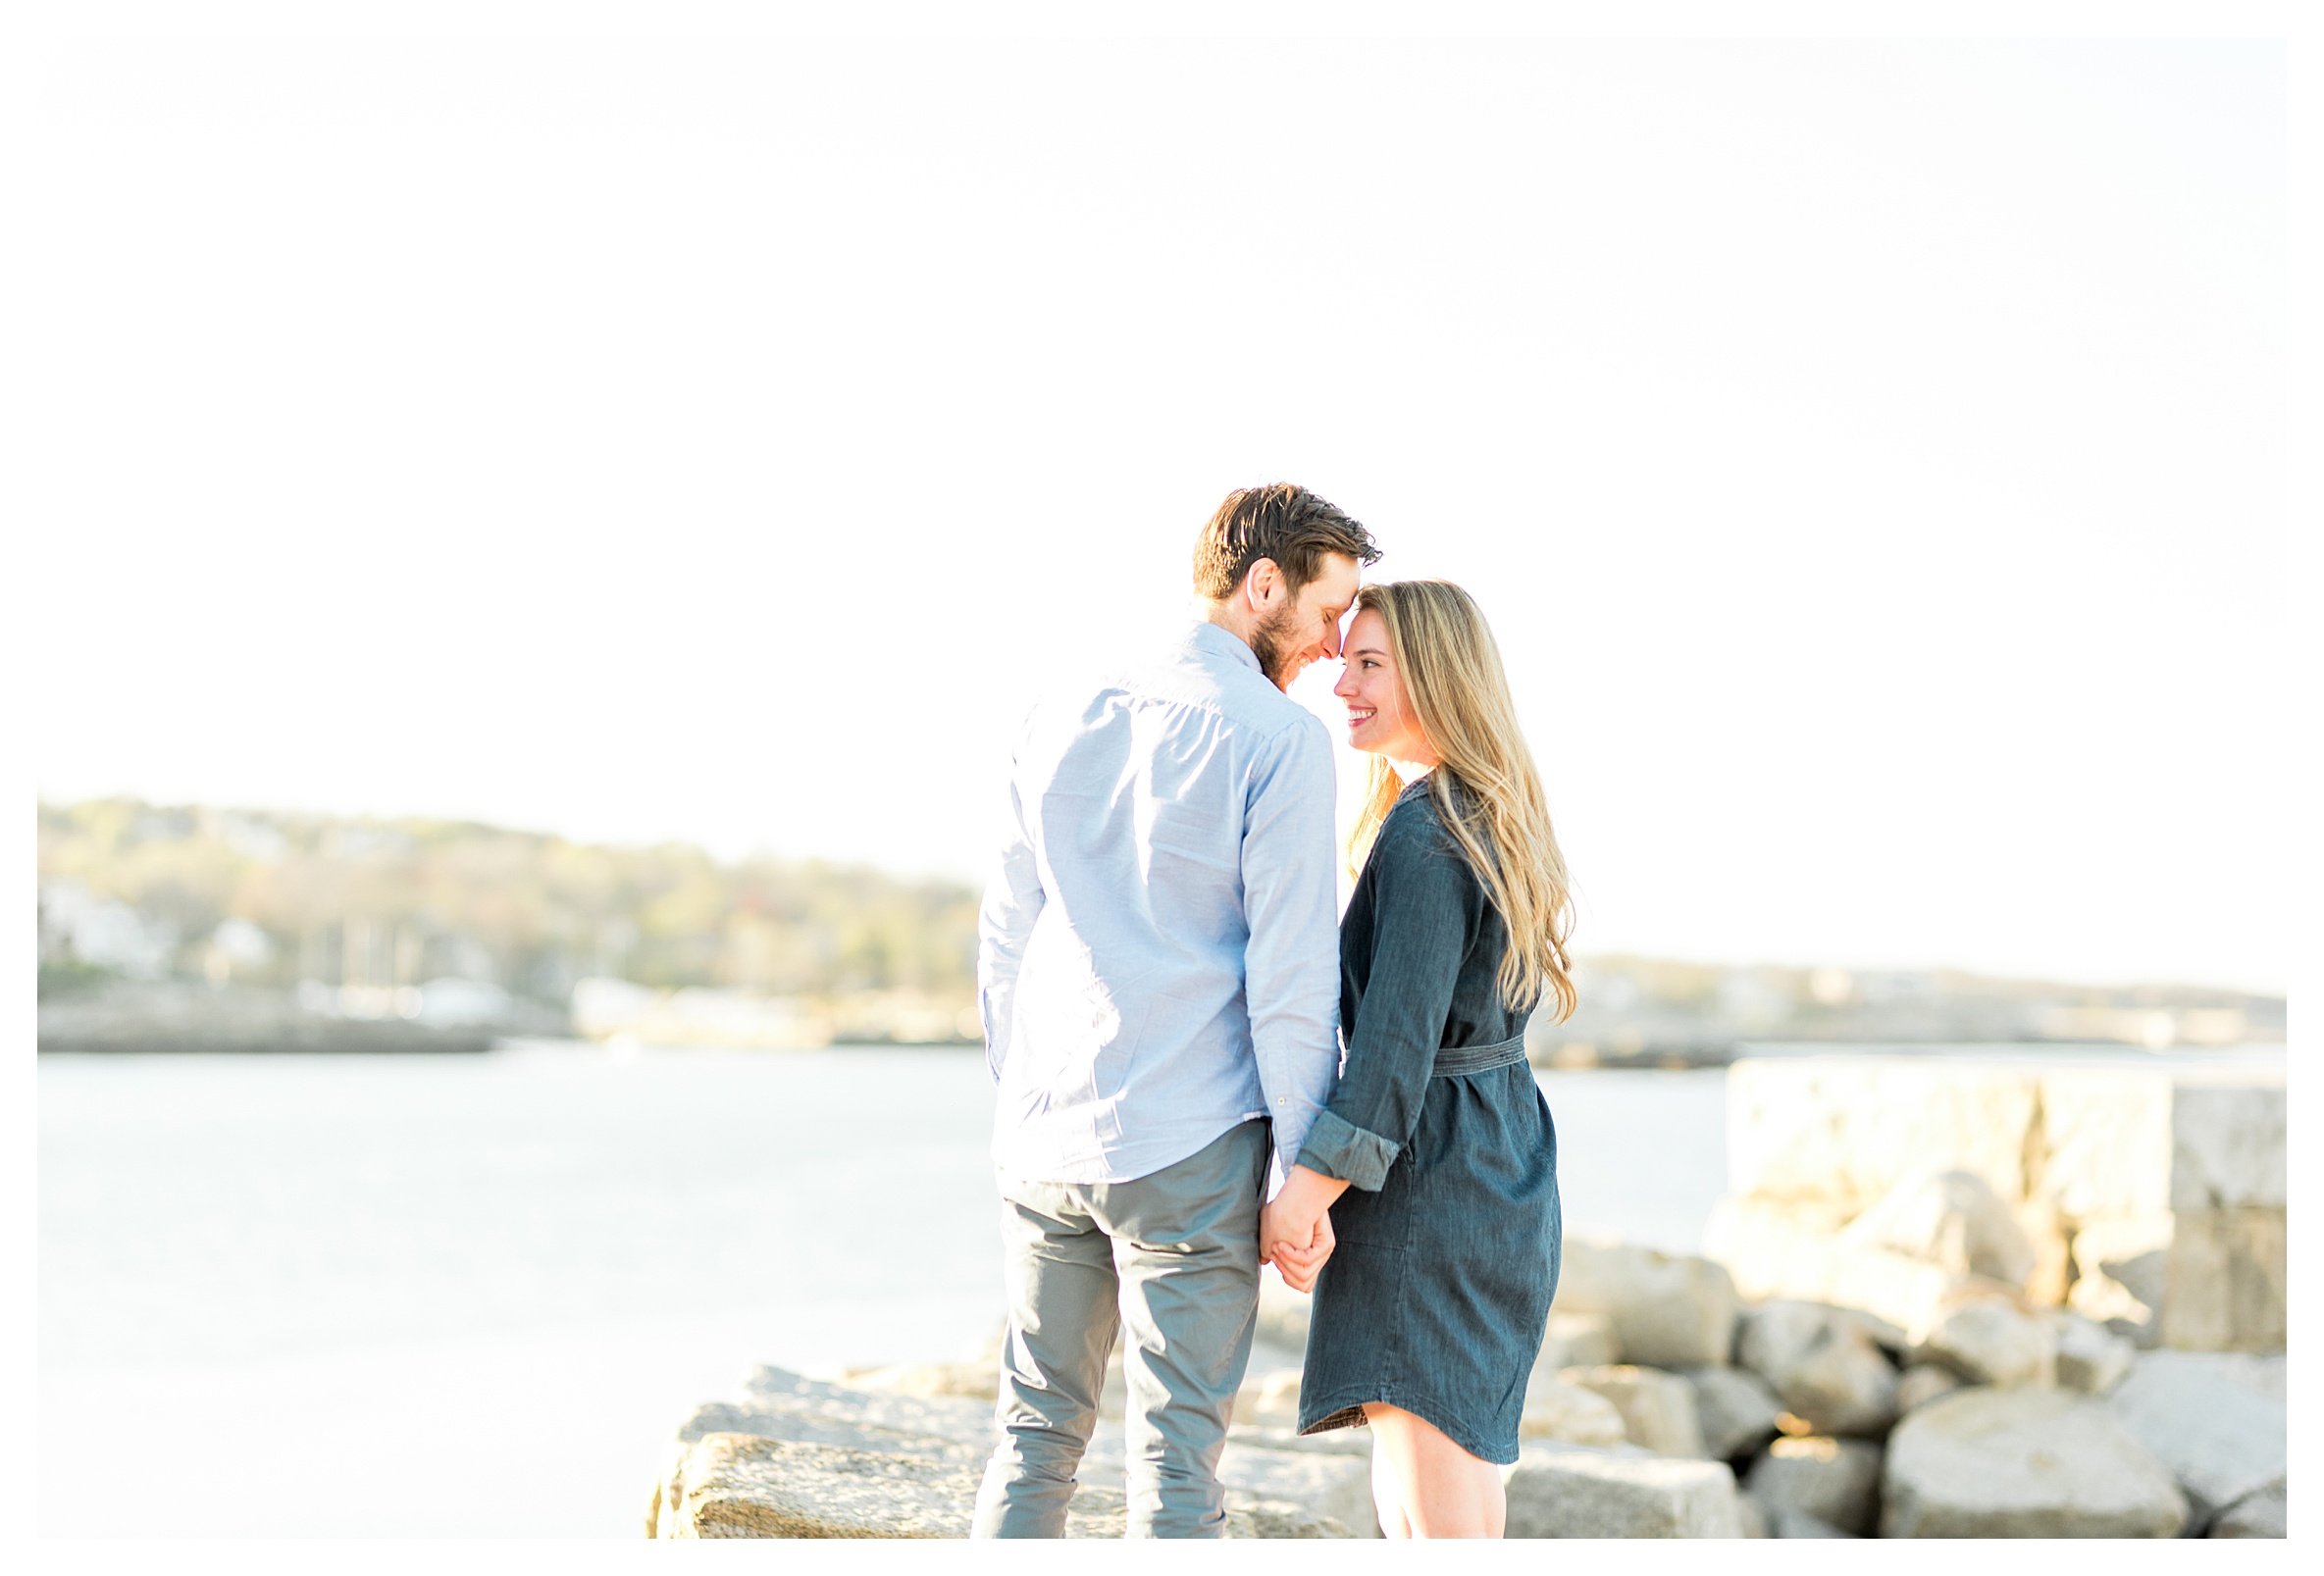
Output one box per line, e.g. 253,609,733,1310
971,1118,1269,1539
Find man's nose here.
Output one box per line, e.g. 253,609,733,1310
1321,619,1342,659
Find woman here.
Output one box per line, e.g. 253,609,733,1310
1260,580,1575,1539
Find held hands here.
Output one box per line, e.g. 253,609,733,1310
1259,1164,1352,1295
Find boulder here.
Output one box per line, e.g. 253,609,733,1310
660,1365,1367,1538
1501,1442,1744,1537
740,1365,997,1445
837,1360,999,1402
1837,1168,2037,1290
1892,1364,1962,1415
1217,1439,1377,1537
2104,1350,2288,1526
1912,1296,2056,1388
1231,1367,1304,1430
1705,1195,1960,1339
1725,1058,2286,1354
2049,1311,2134,1395
2067,1213,2169,1346
1734,1301,1898,1438
675,1398,985,1462
1881,1388,2187,1538
1724,1060,2040,1218
1680,1366,1783,1460
1552,1239,1739,1368
1769,1508,1856,1537
2166,1082,2286,1212
2160,1207,2288,1351
2208,1479,2287,1539
1742,1436,1883,1537
656,1433,987,1537
1734,1495,1769,1538
2067,1206,2286,1353
1520,1378,1628,1447
1558,1365,1705,1457
1539,1309,1620,1369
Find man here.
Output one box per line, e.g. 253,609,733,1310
971,483,1380,1538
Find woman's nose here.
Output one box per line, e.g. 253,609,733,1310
1332,666,1356,697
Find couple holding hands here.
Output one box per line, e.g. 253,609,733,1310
972,483,1575,1539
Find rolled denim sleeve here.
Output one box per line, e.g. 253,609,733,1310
1294,812,1478,1191
1240,713,1346,1186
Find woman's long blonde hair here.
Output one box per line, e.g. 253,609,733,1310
1346,580,1577,1022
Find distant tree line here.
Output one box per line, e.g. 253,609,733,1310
36,798,980,1004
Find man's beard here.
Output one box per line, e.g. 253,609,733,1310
1248,601,1304,689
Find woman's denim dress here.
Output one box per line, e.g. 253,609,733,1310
1291,778,1562,1465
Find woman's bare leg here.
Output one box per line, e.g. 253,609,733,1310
1362,1403,1505,1538
1369,1435,1413,1538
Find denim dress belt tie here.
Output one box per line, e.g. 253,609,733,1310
1429,1034,1528,1078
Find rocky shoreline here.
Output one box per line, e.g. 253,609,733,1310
648,1054,2286,1538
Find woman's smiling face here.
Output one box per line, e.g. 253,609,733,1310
1332,608,1438,768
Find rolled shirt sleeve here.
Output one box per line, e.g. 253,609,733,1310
976,751,1047,1085
1294,808,1477,1190
1239,713,1346,1186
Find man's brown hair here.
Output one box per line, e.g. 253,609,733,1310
1191,483,1380,600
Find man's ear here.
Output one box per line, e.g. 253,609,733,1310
1243,557,1284,610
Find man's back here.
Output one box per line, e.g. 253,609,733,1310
979,622,1341,1186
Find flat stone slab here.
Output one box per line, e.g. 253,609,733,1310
1882,1387,2187,1537
1218,1440,1376,1536
659,1433,986,1538
1502,1442,1742,1537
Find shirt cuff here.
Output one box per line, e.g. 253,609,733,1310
1295,1109,1401,1192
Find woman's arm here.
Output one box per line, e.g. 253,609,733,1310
1262,814,1479,1282
1298,815,1478,1189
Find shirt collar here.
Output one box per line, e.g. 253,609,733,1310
1188,619,1265,677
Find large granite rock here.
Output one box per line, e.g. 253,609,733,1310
2209,1480,2287,1539
654,1365,1365,1538
1881,1387,2187,1538
1551,1239,1738,1368
1501,1442,1744,1537
1217,1438,1376,1536
2103,1350,2288,1527
1680,1365,1783,1460
1892,1364,1963,1414
1705,1195,1959,1339
1539,1309,1620,1369
2155,1207,2287,1351
1912,1295,2056,1388
2049,1311,2134,1395
1715,1057,2285,1354
1725,1060,2039,1218
1837,1167,2037,1290
2070,1207,2287,1352
1734,1301,1898,1438
1520,1377,1628,1447
1559,1365,1706,1457
1231,1367,1304,1430
1742,1436,1883,1537
656,1433,985,1538
838,1359,999,1402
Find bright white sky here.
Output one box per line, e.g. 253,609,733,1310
16,25,2287,993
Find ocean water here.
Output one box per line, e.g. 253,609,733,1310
37,1045,1727,1537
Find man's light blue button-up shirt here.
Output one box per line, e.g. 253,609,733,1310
978,621,1343,1189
